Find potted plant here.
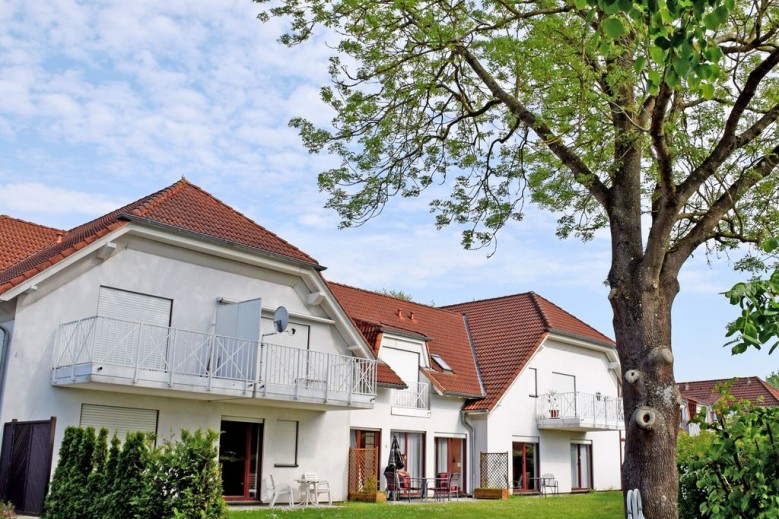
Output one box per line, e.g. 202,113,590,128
547,389,559,418
351,474,387,503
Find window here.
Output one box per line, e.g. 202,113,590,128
273,420,299,467
528,368,538,397
351,429,380,450
80,404,158,441
390,431,424,476
571,443,593,490
512,442,539,492
430,354,452,372
435,437,465,491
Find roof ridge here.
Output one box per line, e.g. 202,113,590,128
528,292,552,331
0,215,64,234
129,178,189,218
327,280,460,314
756,378,779,400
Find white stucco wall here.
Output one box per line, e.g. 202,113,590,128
0,233,365,502
474,337,623,492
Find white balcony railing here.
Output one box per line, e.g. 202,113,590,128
536,391,624,431
391,381,429,410
52,316,377,406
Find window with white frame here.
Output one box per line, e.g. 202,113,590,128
273,420,299,467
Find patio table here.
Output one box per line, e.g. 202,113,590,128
295,478,320,505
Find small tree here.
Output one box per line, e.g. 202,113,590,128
85,429,109,519
682,395,779,518
43,427,81,519
105,432,150,519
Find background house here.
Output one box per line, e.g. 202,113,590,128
445,293,623,493
678,376,779,435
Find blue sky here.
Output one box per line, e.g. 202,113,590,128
1,0,775,381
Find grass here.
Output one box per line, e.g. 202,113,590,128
229,491,624,519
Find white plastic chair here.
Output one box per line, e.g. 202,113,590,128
626,489,645,519
303,472,332,505
268,474,295,507
540,473,559,496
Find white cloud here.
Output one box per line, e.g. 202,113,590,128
0,182,129,218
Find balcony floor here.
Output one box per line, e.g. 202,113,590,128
536,416,624,432
52,363,374,410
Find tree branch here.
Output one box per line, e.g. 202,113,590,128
677,45,779,204
667,142,779,275
454,43,610,207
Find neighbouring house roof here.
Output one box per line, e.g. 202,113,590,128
678,376,779,407
0,179,319,295
0,216,62,271
328,282,485,398
444,292,616,412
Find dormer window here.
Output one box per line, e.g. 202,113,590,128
431,353,453,372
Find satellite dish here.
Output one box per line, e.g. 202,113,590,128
273,306,289,333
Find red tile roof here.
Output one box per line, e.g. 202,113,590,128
328,282,484,397
678,377,779,407
444,292,615,411
0,216,62,270
0,180,319,295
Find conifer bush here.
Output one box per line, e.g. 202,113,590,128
43,427,227,519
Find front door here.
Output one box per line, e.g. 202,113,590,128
219,420,263,501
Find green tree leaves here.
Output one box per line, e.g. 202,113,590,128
680,393,779,518
724,239,779,355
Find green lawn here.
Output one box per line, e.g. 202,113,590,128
230,491,624,519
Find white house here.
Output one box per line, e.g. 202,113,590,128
0,180,625,515
445,293,624,493
0,180,379,513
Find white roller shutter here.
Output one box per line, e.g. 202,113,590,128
98,286,172,326
273,420,298,466
379,347,419,384
80,404,158,440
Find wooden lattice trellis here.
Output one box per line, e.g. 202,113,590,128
348,447,379,498
479,451,509,488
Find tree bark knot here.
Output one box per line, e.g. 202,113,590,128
633,407,657,430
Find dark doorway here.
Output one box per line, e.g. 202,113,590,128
512,441,539,493
219,420,262,501
0,417,57,515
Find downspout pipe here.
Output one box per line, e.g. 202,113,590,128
460,410,475,495
0,324,9,422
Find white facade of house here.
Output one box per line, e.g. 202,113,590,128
0,208,625,508
0,224,378,504
466,334,623,493
348,331,474,493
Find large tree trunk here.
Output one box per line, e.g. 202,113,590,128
611,270,681,519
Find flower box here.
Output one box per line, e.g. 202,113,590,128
474,487,508,500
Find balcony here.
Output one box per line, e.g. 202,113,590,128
536,391,624,431
51,316,377,409
391,381,430,417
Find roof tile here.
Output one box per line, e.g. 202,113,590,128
0,180,319,295
444,292,615,411
329,282,483,397
678,376,779,407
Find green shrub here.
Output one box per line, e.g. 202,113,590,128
679,395,779,518
44,427,226,519
677,429,715,519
